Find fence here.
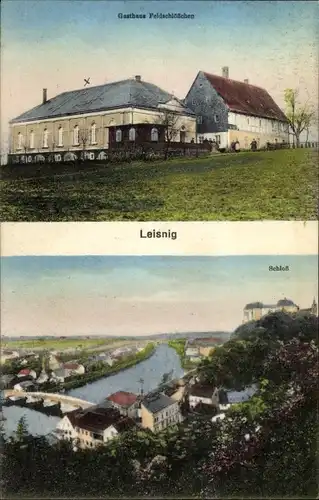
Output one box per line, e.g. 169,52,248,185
7,141,211,165
265,141,318,151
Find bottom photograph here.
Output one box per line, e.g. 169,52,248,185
1,254,318,498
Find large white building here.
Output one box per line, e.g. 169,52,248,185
8,76,197,164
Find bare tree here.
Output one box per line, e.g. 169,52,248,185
79,128,89,161
156,109,180,160
284,89,315,147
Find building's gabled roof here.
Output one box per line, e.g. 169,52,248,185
107,391,138,408
63,363,83,370
142,393,176,414
244,302,264,310
276,298,296,307
11,78,195,124
202,72,287,122
189,383,216,398
67,406,135,434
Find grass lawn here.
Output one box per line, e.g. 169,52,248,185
1,149,317,220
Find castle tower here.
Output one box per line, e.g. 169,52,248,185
311,297,317,316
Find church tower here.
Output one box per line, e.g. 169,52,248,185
311,297,317,316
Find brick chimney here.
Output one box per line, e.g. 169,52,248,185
42,88,47,104
222,67,229,79
135,75,141,82
244,79,249,84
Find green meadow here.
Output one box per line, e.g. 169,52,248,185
1,149,317,221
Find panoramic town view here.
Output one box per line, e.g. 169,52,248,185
1,0,318,221
1,254,318,497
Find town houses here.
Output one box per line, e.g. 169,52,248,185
8,69,289,164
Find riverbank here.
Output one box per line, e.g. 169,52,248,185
43,343,156,393
167,339,198,370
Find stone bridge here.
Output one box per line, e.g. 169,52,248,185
4,390,94,409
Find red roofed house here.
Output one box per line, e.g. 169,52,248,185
185,68,289,150
17,368,37,379
106,391,140,418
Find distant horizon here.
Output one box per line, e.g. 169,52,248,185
2,330,232,339
1,255,317,337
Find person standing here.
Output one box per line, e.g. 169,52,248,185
250,139,257,151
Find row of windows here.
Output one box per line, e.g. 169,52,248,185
17,126,161,149
154,406,177,423
17,124,97,149
197,114,286,131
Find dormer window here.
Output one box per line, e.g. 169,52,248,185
214,114,219,123
197,116,203,124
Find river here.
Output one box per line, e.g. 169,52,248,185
2,344,183,437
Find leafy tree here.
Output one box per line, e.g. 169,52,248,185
284,89,315,147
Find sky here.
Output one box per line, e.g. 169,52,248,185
1,0,318,159
1,255,317,337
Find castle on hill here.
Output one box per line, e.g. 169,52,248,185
243,297,317,323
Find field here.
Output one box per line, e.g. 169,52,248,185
1,149,317,221
2,337,119,351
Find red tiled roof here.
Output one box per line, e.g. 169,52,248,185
107,391,138,407
18,369,31,375
204,72,287,122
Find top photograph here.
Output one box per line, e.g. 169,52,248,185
1,0,317,222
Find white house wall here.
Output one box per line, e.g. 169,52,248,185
103,425,119,442
228,112,288,135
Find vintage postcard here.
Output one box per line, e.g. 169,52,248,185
1,248,318,497
0,0,318,221
0,0,318,498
